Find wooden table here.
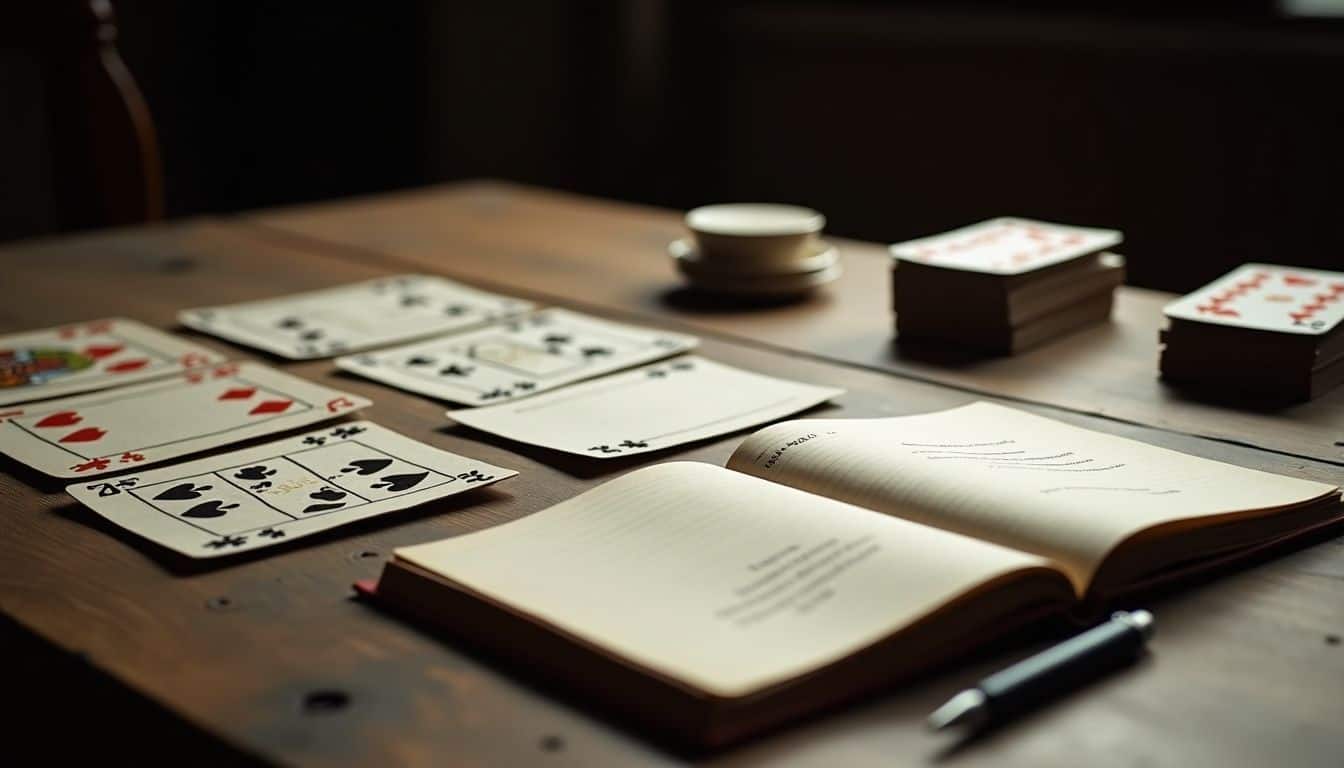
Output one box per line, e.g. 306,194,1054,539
4,184,1342,766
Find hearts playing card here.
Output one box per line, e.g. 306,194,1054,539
447,356,843,458
888,218,1122,275
179,274,534,360
1163,263,1344,336
0,362,371,478
336,308,699,405
66,421,515,558
0,318,225,406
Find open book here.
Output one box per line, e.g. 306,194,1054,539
359,403,1341,748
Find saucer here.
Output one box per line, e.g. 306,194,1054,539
668,238,839,277
671,241,842,297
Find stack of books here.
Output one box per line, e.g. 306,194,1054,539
888,218,1126,354
1161,264,1344,402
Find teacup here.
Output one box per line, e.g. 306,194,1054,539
685,204,825,267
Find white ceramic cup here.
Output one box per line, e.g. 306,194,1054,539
685,203,826,267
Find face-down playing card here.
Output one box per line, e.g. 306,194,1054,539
1163,263,1344,336
0,318,225,406
888,217,1122,275
446,355,844,458
0,362,371,478
66,421,516,558
336,308,699,405
179,274,534,359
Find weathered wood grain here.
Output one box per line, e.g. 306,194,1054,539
1,215,1340,766
246,180,1344,465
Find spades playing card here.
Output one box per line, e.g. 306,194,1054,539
0,362,371,478
179,274,534,359
0,318,225,406
335,308,699,404
66,421,516,558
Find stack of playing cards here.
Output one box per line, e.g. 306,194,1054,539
888,218,1126,354
670,204,842,297
1160,264,1344,402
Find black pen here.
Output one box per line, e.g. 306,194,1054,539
928,609,1154,732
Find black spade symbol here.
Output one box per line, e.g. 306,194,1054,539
344,458,392,476
372,472,429,492
233,465,277,481
182,500,238,518
154,483,212,501
277,317,304,329
406,356,435,366
309,486,348,502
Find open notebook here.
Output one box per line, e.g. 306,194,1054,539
359,403,1341,747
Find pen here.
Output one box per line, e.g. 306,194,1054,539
928,609,1154,732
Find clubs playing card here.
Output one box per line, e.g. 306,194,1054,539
1163,264,1344,335
888,218,1122,275
0,362,371,478
67,421,515,558
179,274,534,359
447,356,843,458
0,318,225,406
336,308,699,405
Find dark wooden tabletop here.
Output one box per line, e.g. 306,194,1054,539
4,186,1342,766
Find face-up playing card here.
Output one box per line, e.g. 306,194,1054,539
1163,264,1344,336
447,356,843,458
0,318,225,406
179,274,534,360
888,218,1122,275
0,362,371,478
335,308,699,405
67,421,515,558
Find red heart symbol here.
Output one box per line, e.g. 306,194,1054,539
250,399,293,415
60,427,106,443
218,387,257,400
83,344,125,359
107,358,149,373
1283,275,1317,287
36,411,82,428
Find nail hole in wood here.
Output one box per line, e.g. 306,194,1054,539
358,550,379,559
539,735,564,752
1327,634,1340,646
206,596,233,610
303,690,350,714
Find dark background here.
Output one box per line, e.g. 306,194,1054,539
4,1,1343,291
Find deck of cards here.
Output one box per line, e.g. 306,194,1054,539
888,218,1126,354
1160,264,1344,402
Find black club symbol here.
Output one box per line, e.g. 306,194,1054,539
618,440,648,449
303,436,327,447
204,535,247,549
646,368,667,378
588,445,622,454
480,388,511,400
457,470,495,483
444,304,469,316
257,528,285,539
331,426,366,439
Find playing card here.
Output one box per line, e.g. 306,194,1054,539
888,218,1122,275
179,274,534,359
0,318,225,406
336,308,699,405
67,421,515,558
1163,263,1344,336
447,356,843,458
0,362,371,478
